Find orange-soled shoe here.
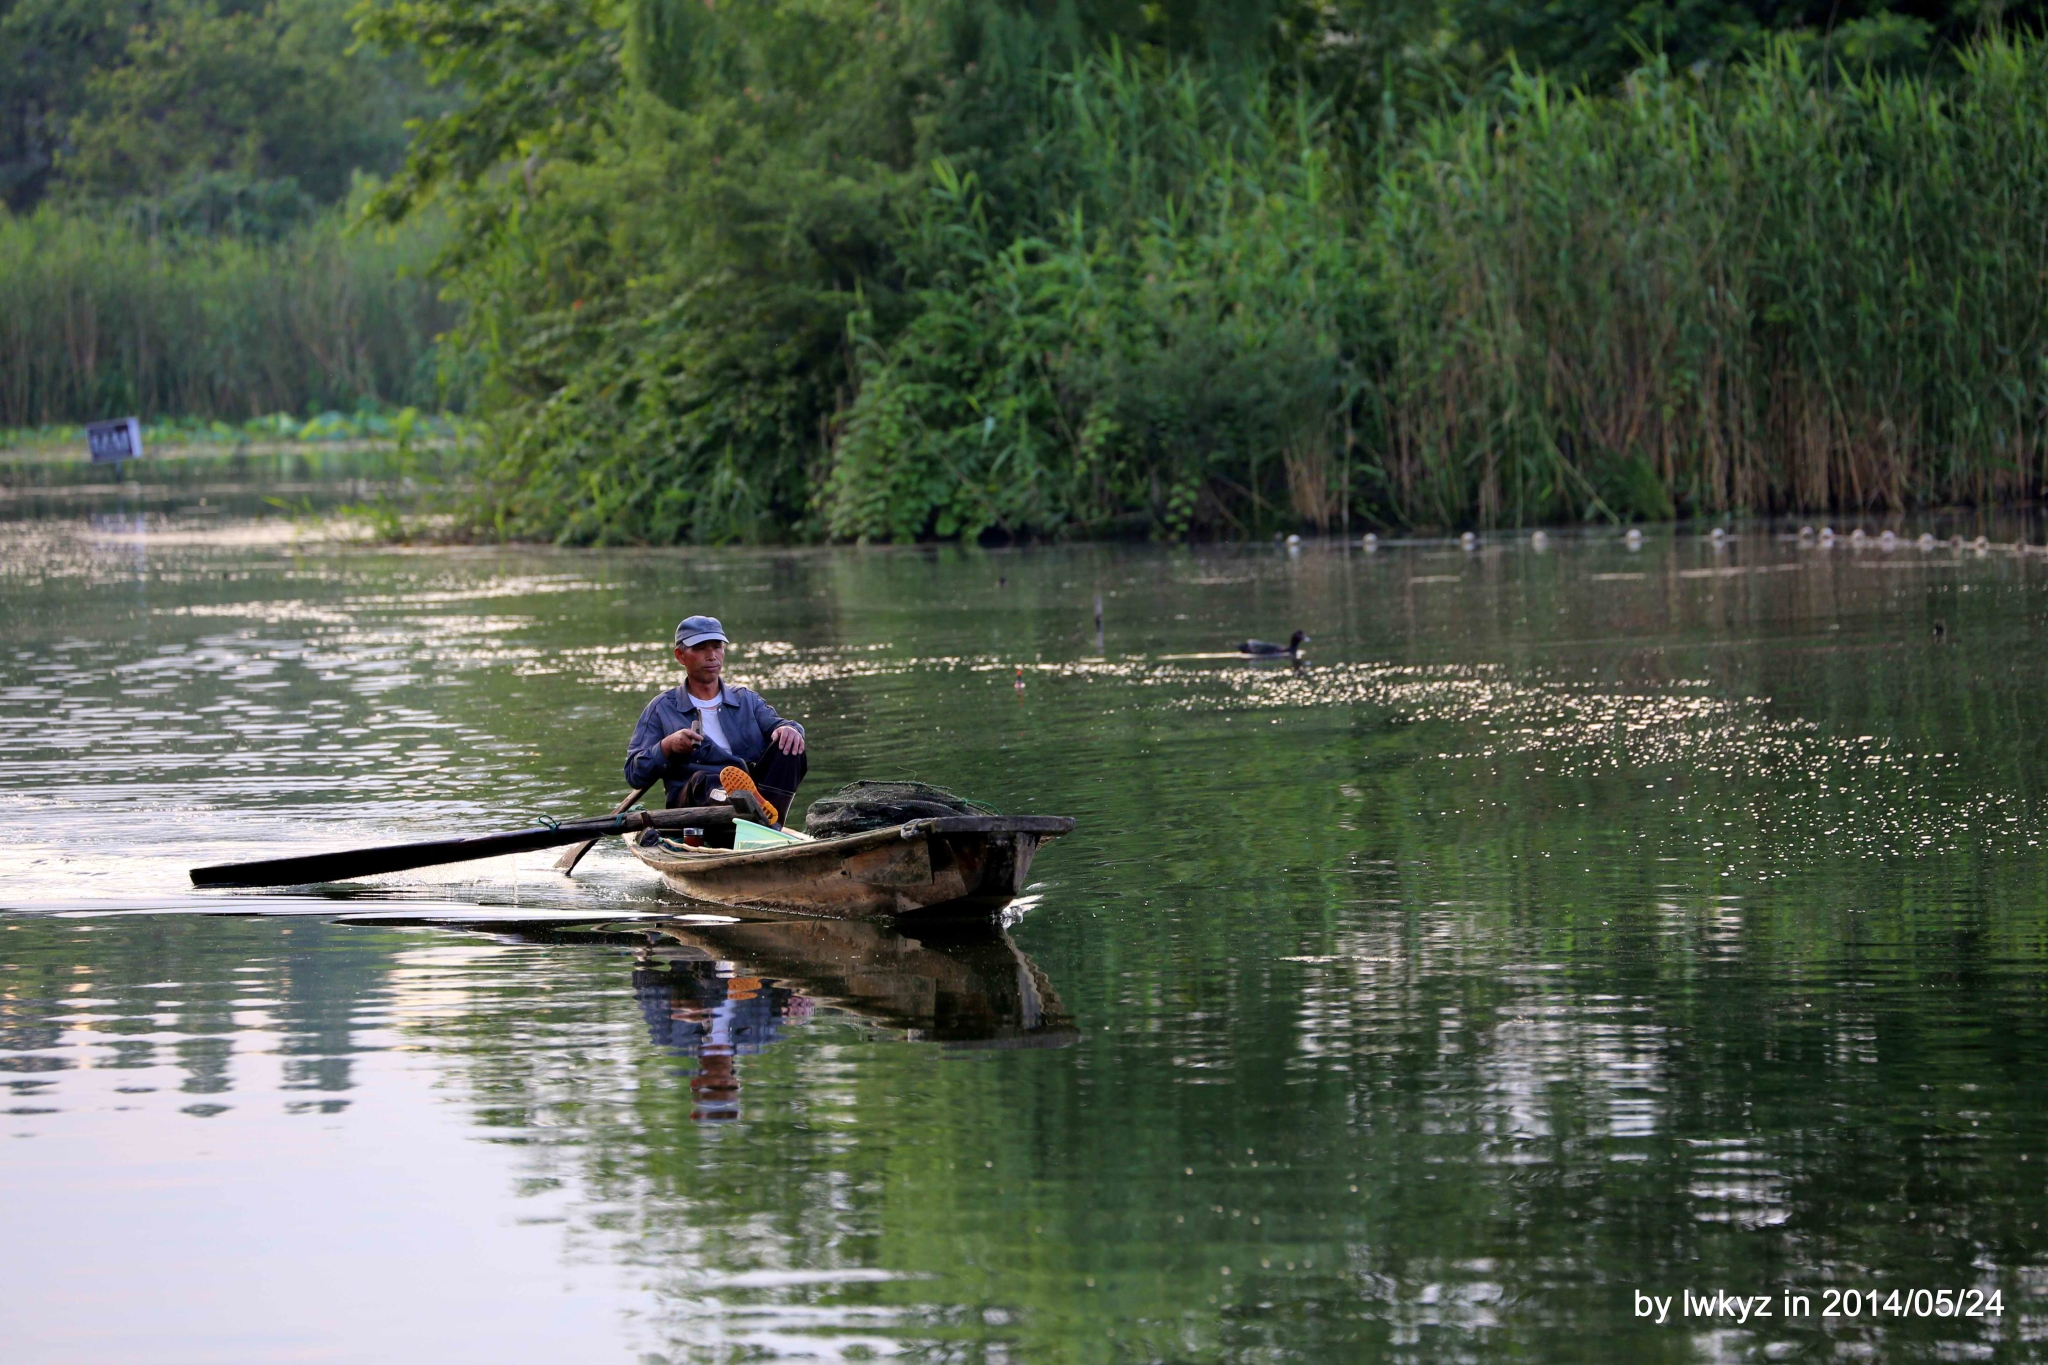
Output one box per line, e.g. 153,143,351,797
717,766,779,826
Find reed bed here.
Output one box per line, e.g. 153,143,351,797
0,211,457,428
825,36,2048,538
1377,37,2048,525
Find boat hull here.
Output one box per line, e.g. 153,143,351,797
625,815,1073,921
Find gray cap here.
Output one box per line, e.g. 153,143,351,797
674,614,729,648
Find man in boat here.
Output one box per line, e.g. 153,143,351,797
625,615,807,825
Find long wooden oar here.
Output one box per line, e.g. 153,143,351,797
555,783,653,875
190,805,736,889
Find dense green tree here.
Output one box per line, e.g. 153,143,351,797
63,0,395,203
352,0,978,539
353,0,624,225
0,0,137,208
0,0,437,215
0,0,451,428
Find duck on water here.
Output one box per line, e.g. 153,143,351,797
1237,630,1310,658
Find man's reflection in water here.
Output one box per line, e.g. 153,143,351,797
633,956,815,1121
624,919,1076,1120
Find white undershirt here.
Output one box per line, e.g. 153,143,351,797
691,694,731,752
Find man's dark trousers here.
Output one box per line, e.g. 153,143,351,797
668,748,807,822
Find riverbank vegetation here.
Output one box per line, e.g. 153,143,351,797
13,0,2048,538
353,0,2048,541
0,0,457,423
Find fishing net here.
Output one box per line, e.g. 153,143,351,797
802,780,1000,837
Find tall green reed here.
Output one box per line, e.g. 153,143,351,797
0,209,457,426
836,34,2048,539
1378,36,2048,525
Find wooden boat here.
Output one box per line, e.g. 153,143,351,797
624,814,1074,921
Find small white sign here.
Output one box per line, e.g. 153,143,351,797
86,417,144,464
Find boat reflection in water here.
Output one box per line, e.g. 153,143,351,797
630,916,1077,1120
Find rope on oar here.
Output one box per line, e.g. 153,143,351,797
555,783,653,876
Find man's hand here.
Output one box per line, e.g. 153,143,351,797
770,725,805,755
659,727,704,758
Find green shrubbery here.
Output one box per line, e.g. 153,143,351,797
401,2,1381,544
17,0,2048,538
357,0,2048,541
867,34,2048,535
825,59,1366,542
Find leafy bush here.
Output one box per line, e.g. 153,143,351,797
827,58,1368,541
417,0,952,543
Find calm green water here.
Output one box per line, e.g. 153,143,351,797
6,504,2048,1362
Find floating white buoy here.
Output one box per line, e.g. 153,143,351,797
1919,532,1935,550
1461,531,1478,549
1531,530,1548,550
1362,532,1379,551
1625,527,1643,550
